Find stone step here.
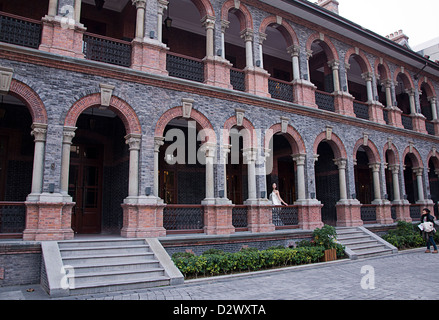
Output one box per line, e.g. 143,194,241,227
69,260,162,275
58,239,147,249
66,268,166,287
59,244,151,257
62,252,156,266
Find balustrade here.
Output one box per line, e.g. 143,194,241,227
0,11,41,49
83,33,132,67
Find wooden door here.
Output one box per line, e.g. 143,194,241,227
69,144,103,234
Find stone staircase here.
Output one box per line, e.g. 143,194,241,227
41,238,183,297
336,227,398,260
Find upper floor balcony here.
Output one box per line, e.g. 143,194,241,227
0,0,438,137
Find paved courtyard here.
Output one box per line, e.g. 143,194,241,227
3,247,437,302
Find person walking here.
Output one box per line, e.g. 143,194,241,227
420,208,438,254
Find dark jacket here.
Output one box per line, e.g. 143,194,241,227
420,213,436,238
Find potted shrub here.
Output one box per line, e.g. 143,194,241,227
312,225,338,262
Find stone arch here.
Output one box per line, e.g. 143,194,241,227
374,59,391,81
394,68,415,90
259,15,299,48
191,0,215,18
402,144,423,168
313,131,347,159
345,48,372,74
223,115,257,149
306,32,339,62
221,0,253,30
427,149,439,170
352,138,381,164
383,142,400,165
419,77,437,98
64,93,141,135
9,79,48,124
155,106,216,143
264,123,306,155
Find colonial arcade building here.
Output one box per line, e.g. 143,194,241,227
0,0,438,241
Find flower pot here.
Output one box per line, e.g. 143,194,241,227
323,248,337,262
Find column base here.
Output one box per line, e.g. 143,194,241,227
385,107,403,128
203,56,233,89
292,79,318,108
295,199,324,230
412,113,428,134
368,101,386,124
333,91,355,117
23,193,75,241
374,201,394,225
131,38,169,76
244,66,271,98
336,199,363,227
121,196,166,238
392,200,411,222
245,199,275,233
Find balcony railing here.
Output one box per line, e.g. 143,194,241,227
401,114,413,130
315,90,335,112
268,78,294,103
426,121,435,136
83,33,132,67
272,205,299,229
361,204,377,223
232,205,248,230
0,11,41,49
409,204,421,221
0,202,26,237
163,205,204,234
166,52,204,83
353,101,369,120
230,68,245,92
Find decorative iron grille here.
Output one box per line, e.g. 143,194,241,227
360,205,376,222
166,53,204,83
353,101,370,120
315,91,335,112
232,205,248,228
268,79,294,103
230,68,245,92
426,121,435,136
0,202,26,234
163,205,204,231
272,206,299,227
83,33,132,67
409,204,421,221
391,205,397,220
0,12,41,49
383,109,389,124
401,114,413,130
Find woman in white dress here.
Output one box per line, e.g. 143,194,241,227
270,183,288,206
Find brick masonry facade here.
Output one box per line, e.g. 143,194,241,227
0,0,438,240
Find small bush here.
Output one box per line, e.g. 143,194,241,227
382,221,424,250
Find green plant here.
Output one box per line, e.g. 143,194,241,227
382,221,424,250
312,225,338,250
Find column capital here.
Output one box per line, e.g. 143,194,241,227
240,28,254,42
242,147,257,162
412,167,424,176
31,123,48,143
201,15,216,29
258,32,267,44
63,126,77,144
220,19,230,33
292,154,306,166
125,133,142,151
334,158,347,170
388,164,400,174
132,0,146,9
287,45,300,57
154,136,165,152
361,72,374,82
201,142,217,158
369,163,381,172
327,59,340,70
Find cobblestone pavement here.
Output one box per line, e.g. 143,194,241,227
51,248,438,301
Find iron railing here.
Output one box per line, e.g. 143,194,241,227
353,101,369,120
0,202,26,235
166,52,204,83
426,121,435,136
230,68,246,92
360,204,376,223
272,205,299,229
383,109,389,125
401,114,413,130
268,78,294,103
0,11,41,49
409,204,421,221
232,205,248,230
391,205,397,221
163,205,204,234
83,33,132,67
315,90,335,112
